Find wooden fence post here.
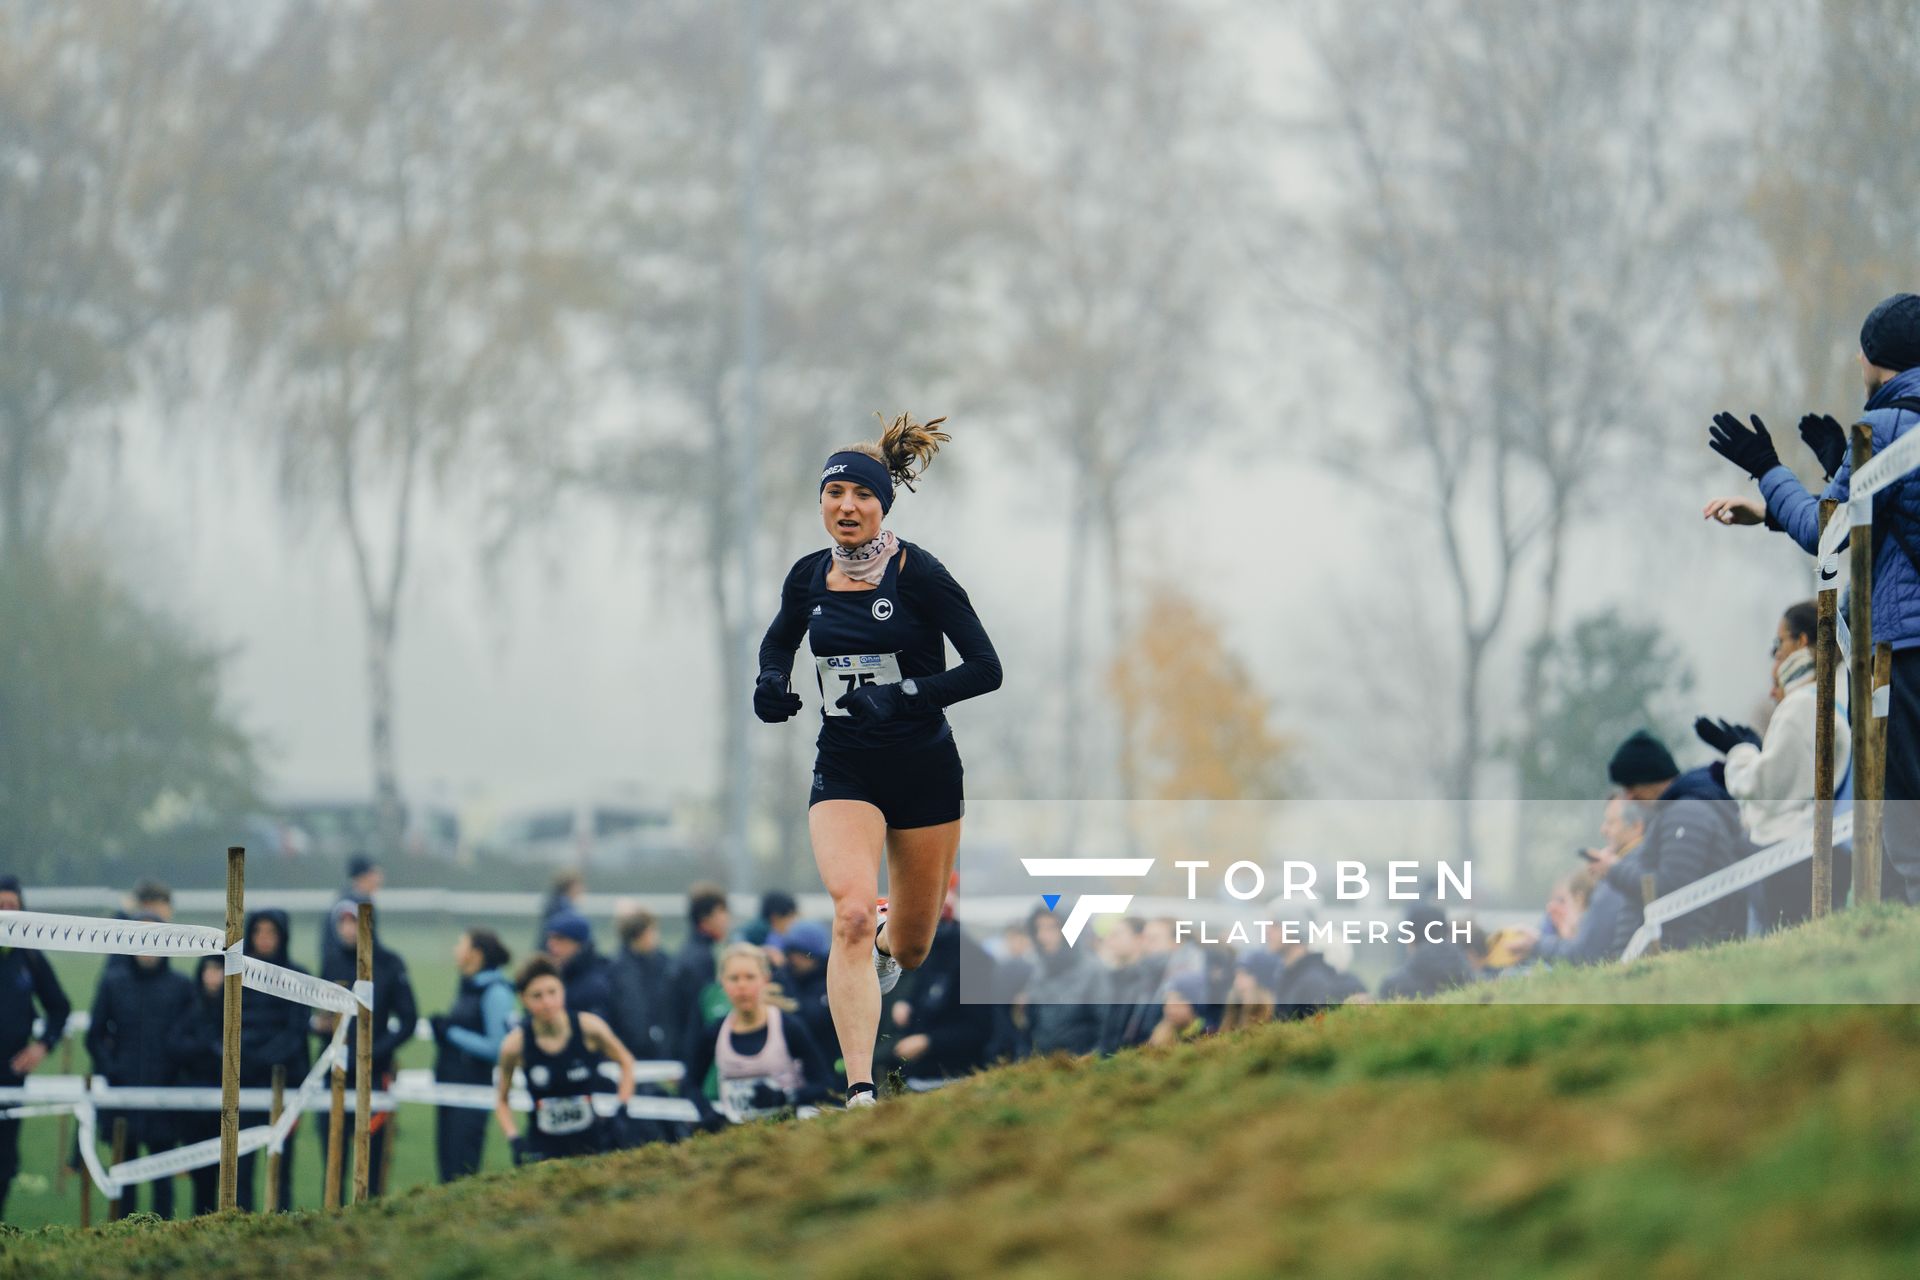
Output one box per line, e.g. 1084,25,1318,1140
265,1063,286,1213
1851,424,1880,908
353,901,373,1205
109,1117,127,1221
1815,498,1841,918
324,1039,346,1212
1863,641,1893,905
218,846,245,1211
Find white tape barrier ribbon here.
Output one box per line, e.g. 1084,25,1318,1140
224,940,244,975
1622,811,1855,961
109,1126,277,1189
0,911,224,957
353,979,375,1012
73,1101,119,1200
1836,609,1852,665
0,1103,76,1121
1847,423,1920,508
1875,683,1891,718
270,1018,353,1154
1816,509,1849,594
243,958,359,1016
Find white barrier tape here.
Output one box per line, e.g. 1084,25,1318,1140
224,940,245,975
0,911,224,957
353,979,375,1012
1836,610,1852,665
242,957,358,1016
271,1018,353,1154
108,1125,276,1188
1816,508,1849,594
1846,420,1920,506
1623,811,1855,962
1850,493,1874,528
73,1101,120,1200
0,1103,76,1121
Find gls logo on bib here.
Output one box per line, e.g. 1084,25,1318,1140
872,598,894,621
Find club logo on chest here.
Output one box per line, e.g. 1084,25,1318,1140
872,598,894,621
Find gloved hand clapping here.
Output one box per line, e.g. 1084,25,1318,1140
1709,412,1782,480
753,670,803,723
1798,413,1847,479
1693,715,1761,755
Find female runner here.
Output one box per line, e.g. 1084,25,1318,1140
681,942,836,1126
494,956,635,1163
753,413,1001,1107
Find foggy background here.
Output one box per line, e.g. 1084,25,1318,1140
3,0,1900,904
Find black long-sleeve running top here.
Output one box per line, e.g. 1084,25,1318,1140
757,541,1001,750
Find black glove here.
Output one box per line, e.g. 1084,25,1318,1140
509,1135,529,1166
835,680,926,722
1693,715,1761,755
1709,412,1782,480
428,1013,450,1046
753,669,803,723
747,1082,789,1111
1799,413,1847,479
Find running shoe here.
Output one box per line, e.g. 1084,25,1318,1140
873,897,901,995
845,1089,878,1110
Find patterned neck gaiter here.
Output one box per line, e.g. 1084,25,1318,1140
830,527,898,584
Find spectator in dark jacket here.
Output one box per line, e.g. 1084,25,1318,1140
102,879,175,979
238,908,310,1210
533,870,585,957
170,955,228,1216
670,884,733,1062
1379,904,1473,1001
0,875,70,1222
1023,908,1107,1057
1705,296,1920,903
1102,918,1174,1054
765,921,834,1054
315,899,418,1202
85,921,195,1218
737,890,798,948
1269,932,1366,1018
431,928,513,1182
318,854,382,971
885,917,995,1086
544,911,613,1023
1604,732,1751,952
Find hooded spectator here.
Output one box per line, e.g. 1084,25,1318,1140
232,908,310,1210
314,898,417,1203
0,875,70,1221
85,914,195,1217
1604,731,1751,953
432,927,514,1182
1379,904,1473,1001
544,910,613,1023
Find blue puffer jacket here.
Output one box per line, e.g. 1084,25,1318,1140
1760,365,1920,648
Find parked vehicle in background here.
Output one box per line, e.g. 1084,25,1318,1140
480,800,703,879
270,795,464,863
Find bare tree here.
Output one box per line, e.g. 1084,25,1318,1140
975,0,1273,848
222,0,601,842
1307,0,1710,857
493,1,984,881
0,1,226,561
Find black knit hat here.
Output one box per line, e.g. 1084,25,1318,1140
1860,293,1920,373
0,875,21,907
1608,730,1678,788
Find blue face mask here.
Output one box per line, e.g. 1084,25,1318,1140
819,451,895,514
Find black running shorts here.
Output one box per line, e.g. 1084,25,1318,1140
810,731,964,829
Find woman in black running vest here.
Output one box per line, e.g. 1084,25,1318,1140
754,413,1001,1108
495,956,636,1164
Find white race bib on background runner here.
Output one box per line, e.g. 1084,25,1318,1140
534,1095,594,1135
815,652,902,716
719,1075,788,1122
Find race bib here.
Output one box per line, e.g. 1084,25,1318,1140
534,1094,594,1135
719,1075,787,1122
815,653,902,716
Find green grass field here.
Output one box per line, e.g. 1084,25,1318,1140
5,907,1920,1278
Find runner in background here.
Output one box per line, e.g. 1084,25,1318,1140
681,944,834,1129
495,956,635,1165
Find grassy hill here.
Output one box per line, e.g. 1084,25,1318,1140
7,908,1920,1279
